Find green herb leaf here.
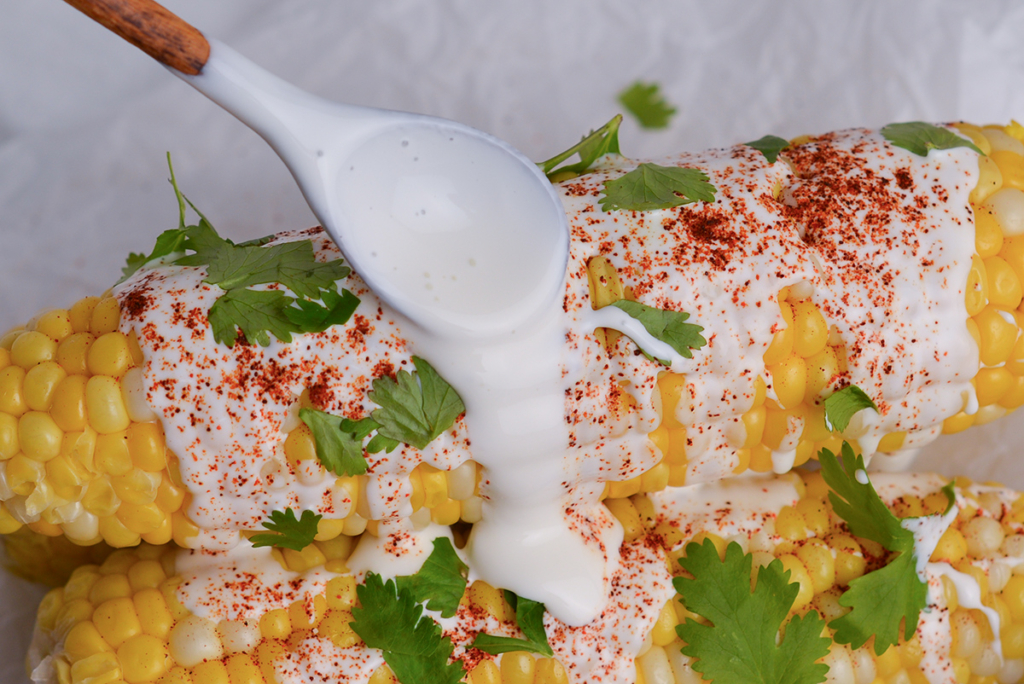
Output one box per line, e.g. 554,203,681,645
207,288,297,347
368,357,465,450
610,299,707,361
618,81,677,130
249,508,321,552
674,539,831,684
819,443,927,653
472,591,554,657
745,135,791,165
298,408,369,477
823,385,878,433
881,122,984,157
351,573,464,684
285,287,361,333
600,163,716,212
539,115,623,180
394,537,468,618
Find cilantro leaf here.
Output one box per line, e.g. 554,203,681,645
600,163,716,212
118,154,191,283
299,408,369,477
200,238,351,299
618,81,677,130
351,573,464,684
823,385,878,434
394,537,468,618
472,591,553,657
674,539,830,684
539,115,623,181
610,299,707,361
368,357,465,450
745,135,791,165
285,287,361,333
208,288,297,347
249,508,321,551
881,122,984,157
819,443,927,653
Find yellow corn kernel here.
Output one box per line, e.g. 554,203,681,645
748,444,773,473
126,560,167,592
320,608,362,648
741,405,767,448
254,639,286,684
90,297,121,335
190,660,231,684
500,651,537,684
976,367,1013,407
587,255,624,308
796,540,836,594
6,453,44,494
467,660,501,684
64,620,113,662
774,506,807,542
975,305,1019,367
955,561,990,599
117,501,166,534
828,534,867,586
639,460,669,493
96,431,132,476
288,594,327,630
877,431,906,453
966,255,990,317
224,654,264,684
50,374,89,432
985,255,1023,310
657,373,689,429
803,346,838,403
260,609,291,640
763,325,795,366
1001,376,1024,409
605,498,643,543
778,554,814,610
0,412,17,459
431,497,462,526
131,588,173,640
282,544,328,573
606,475,642,499
416,464,448,509
768,356,806,410
92,596,142,648
991,150,1024,191
975,205,1005,258
470,580,515,623
972,154,1004,204
943,411,976,435
791,300,828,358
11,330,58,369
368,664,398,684
88,332,133,379
19,410,63,461
795,497,829,538
1002,575,1024,622
125,422,166,472
81,476,118,517
117,633,172,683
57,332,95,376
71,651,122,684
55,597,94,633
24,360,67,412
1003,623,1024,661
0,365,27,416
155,477,185,513
34,309,73,342
89,573,132,605
535,658,569,684
284,423,317,467
98,515,142,548
86,376,131,434
68,297,99,334
650,599,679,646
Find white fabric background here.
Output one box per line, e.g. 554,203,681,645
3,1,1024,681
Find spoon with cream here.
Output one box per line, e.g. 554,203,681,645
64,0,569,340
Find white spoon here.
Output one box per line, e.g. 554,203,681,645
64,0,569,340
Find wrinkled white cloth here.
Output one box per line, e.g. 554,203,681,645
3,1,1024,681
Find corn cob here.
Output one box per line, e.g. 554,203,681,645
25,468,1024,684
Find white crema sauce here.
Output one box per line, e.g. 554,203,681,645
115,129,984,653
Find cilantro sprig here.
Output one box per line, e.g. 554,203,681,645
351,573,464,684
610,299,706,362
539,115,623,181
123,155,360,347
618,81,677,130
820,443,955,654
881,122,984,157
823,385,878,433
299,408,369,476
600,163,716,212
472,591,553,657
394,537,469,618
249,508,321,552
745,135,791,165
674,539,831,684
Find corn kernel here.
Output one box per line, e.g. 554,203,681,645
86,376,131,434
976,205,1005,258
467,660,501,684
650,599,678,647
431,497,463,525
369,664,398,684
791,300,828,358
98,515,141,548
0,365,28,416
469,580,514,623
320,608,362,648
117,633,171,683
282,544,328,573
57,332,95,376
11,330,58,369
88,332,133,378
19,410,63,461
190,660,231,684
768,355,806,410
90,297,121,335
24,361,67,411
763,325,795,366
778,554,813,609
606,498,643,543
796,540,836,593
132,588,173,639
259,609,291,640
500,651,537,684
972,155,1004,205
288,594,327,630
986,255,1023,310
224,653,264,684
51,374,89,432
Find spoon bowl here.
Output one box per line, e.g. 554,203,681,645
66,1,569,339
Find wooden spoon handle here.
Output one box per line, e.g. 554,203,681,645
64,0,209,75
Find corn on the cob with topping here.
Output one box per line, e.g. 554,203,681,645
1,122,1021,557
1,527,112,588
24,466,1024,684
